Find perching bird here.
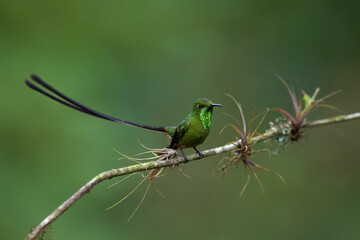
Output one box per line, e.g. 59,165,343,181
25,74,222,162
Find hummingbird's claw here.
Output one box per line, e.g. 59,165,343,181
193,147,204,159
180,148,189,163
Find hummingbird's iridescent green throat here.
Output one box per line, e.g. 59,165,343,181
25,74,222,162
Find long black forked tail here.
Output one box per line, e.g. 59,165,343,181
25,74,167,133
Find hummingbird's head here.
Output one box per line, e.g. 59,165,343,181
192,98,222,129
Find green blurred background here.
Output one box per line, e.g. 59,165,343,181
1,0,359,239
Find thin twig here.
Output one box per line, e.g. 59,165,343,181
25,112,360,240
304,112,360,128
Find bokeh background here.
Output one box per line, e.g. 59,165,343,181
1,0,359,239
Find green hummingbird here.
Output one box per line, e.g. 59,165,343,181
25,74,222,162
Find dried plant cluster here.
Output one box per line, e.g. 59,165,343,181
272,75,341,142
217,77,339,196
218,94,284,197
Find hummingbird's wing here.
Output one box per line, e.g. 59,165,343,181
169,117,191,149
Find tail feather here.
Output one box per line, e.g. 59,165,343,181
25,74,168,133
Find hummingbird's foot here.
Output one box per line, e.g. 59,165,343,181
180,149,189,163
193,147,204,159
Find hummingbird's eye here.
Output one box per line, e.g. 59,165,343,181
197,103,203,109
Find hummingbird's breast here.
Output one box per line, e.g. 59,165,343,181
177,117,210,148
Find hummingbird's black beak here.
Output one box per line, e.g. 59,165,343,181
211,103,223,107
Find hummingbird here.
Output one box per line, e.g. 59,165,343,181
25,74,222,162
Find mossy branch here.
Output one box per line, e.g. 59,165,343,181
25,112,360,240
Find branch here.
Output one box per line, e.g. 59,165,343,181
25,112,360,240
304,112,360,128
